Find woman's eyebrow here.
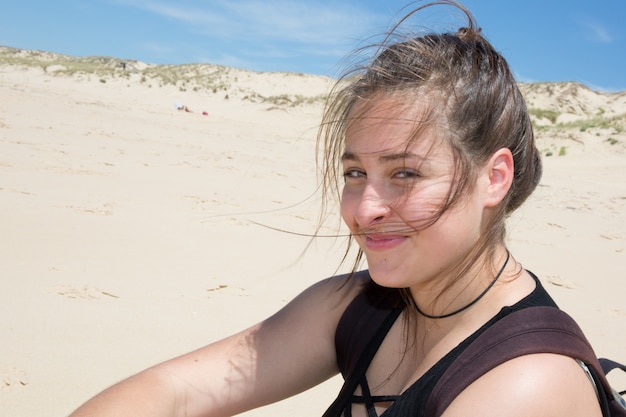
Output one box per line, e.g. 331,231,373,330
341,150,426,163
340,151,359,162
379,152,424,162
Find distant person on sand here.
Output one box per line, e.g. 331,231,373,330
176,103,208,116
176,103,193,112
69,2,622,417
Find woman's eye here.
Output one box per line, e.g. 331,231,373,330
394,169,420,179
343,169,365,180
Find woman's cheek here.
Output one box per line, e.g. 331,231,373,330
340,187,356,226
401,190,447,228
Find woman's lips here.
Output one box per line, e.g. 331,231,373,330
363,233,407,251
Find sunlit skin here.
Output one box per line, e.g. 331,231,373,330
340,97,505,314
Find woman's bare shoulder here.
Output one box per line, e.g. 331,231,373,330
274,270,371,324
442,353,602,417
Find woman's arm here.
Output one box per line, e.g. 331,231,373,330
69,274,366,417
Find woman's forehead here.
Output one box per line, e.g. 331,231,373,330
344,99,447,155
347,92,443,130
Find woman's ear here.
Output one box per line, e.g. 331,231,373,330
484,148,514,208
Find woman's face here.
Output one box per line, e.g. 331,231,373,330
340,98,490,292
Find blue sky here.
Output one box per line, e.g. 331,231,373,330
1,0,624,91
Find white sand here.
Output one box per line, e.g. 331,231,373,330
1,59,624,417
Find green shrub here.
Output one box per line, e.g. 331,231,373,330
529,108,559,124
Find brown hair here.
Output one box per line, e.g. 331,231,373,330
317,1,541,285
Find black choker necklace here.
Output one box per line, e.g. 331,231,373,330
413,251,511,320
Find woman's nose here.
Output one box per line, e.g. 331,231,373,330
354,183,391,227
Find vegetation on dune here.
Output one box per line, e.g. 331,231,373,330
139,63,233,92
0,46,328,108
0,47,125,76
243,93,327,108
564,114,625,133
530,108,625,134
0,46,624,123
529,108,560,124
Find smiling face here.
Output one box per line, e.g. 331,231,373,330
340,97,491,292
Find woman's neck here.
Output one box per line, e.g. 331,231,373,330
408,247,512,321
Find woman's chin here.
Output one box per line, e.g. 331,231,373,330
367,265,408,289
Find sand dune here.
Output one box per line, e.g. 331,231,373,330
1,48,625,416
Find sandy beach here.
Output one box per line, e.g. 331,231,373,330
1,49,625,416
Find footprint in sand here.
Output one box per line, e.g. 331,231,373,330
64,203,114,216
1,367,29,389
52,285,119,300
609,309,626,317
545,275,576,290
206,284,247,297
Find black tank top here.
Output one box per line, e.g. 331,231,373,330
322,271,558,417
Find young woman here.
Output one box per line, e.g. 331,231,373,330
68,2,603,416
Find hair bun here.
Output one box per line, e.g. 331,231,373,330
456,26,483,40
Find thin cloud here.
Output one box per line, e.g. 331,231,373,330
195,52,255,70
109,0,386,73
579,79,620,93
577,18,613,43
117,0,381,46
